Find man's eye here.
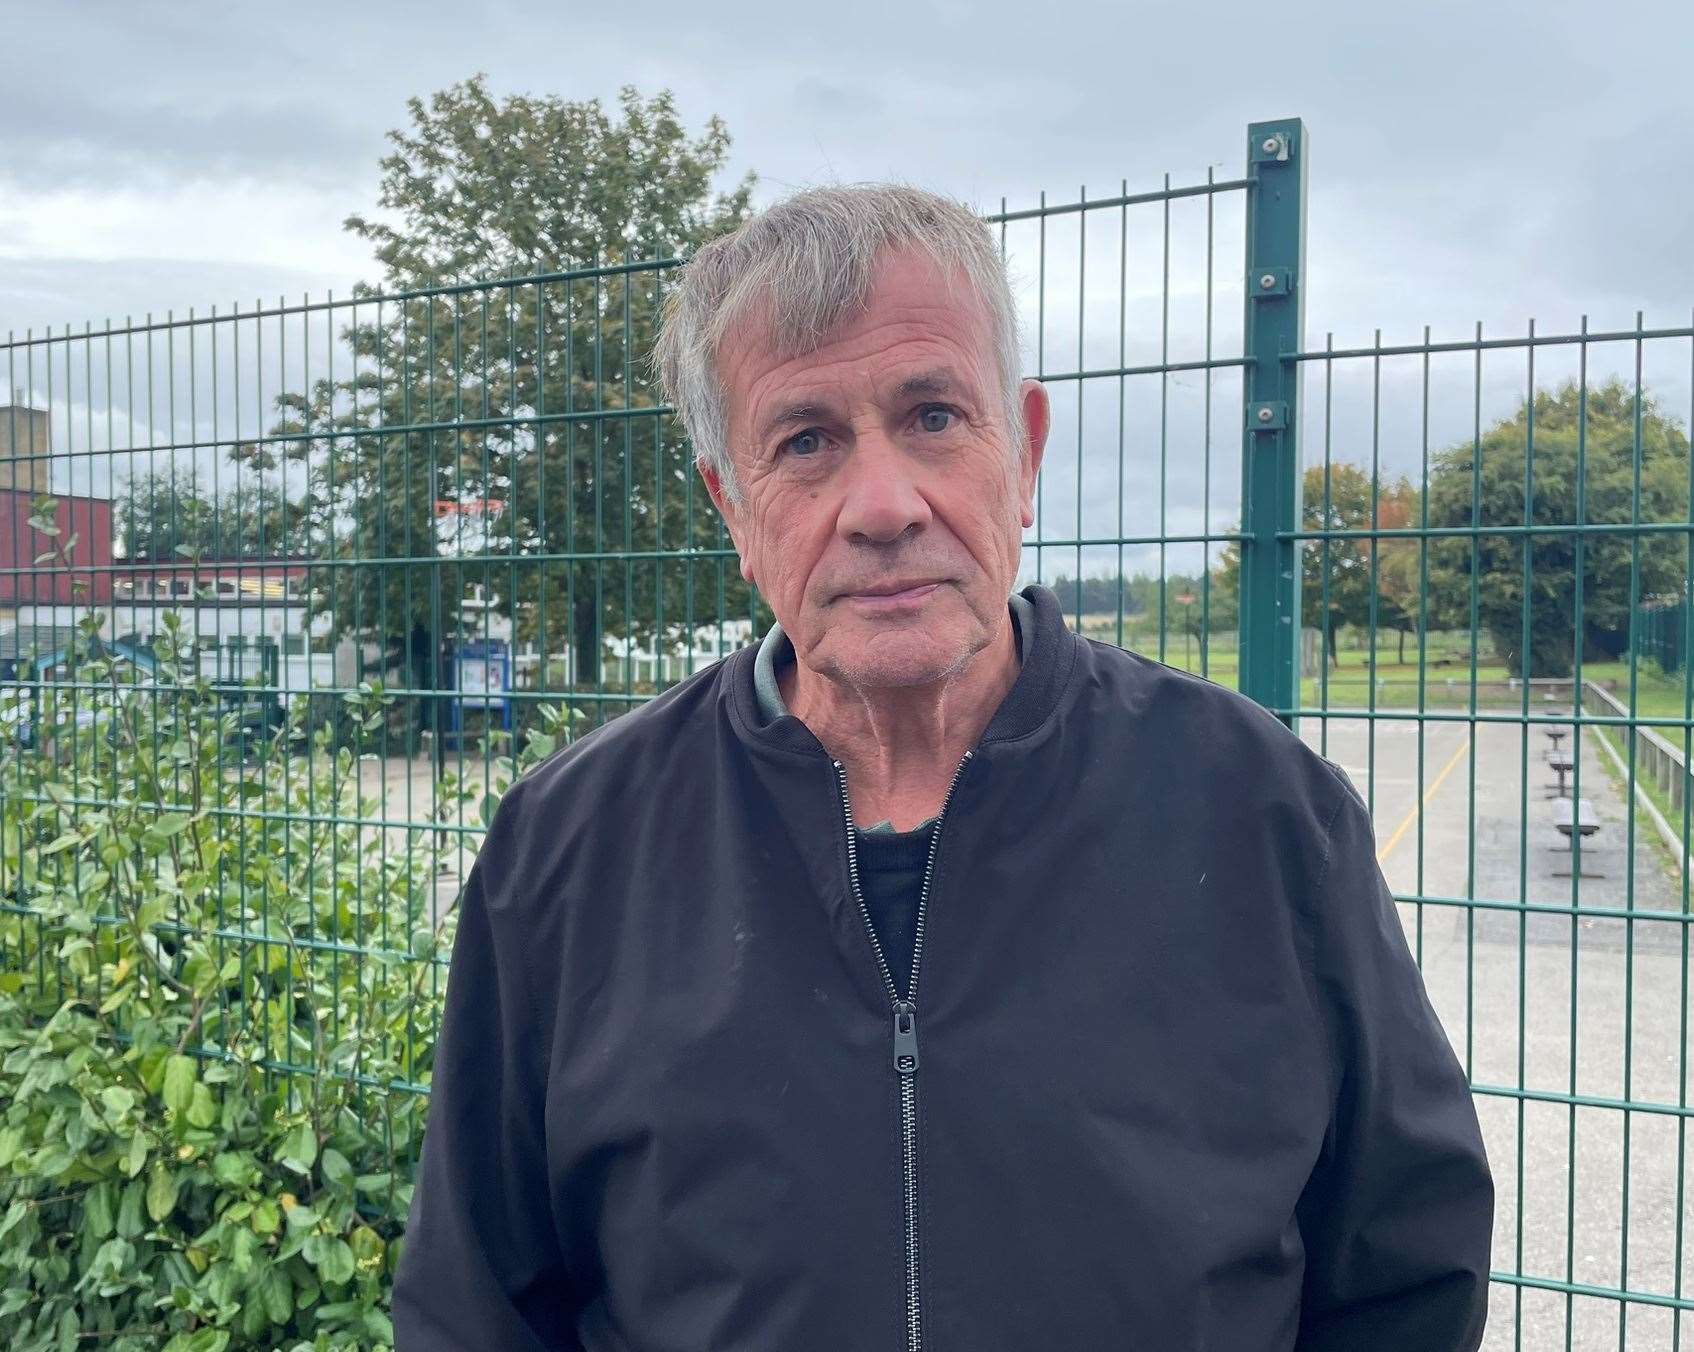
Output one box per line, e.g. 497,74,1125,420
785,429,825,457
918,406,955,433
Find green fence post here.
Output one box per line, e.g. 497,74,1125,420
1239,118,1308,730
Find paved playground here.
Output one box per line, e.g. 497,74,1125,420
1304,709,1694,1351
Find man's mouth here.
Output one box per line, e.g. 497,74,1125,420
841,579,946,609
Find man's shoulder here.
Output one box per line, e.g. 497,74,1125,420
1077,635,1355,812
1076,633,1296,745
509,649,741,805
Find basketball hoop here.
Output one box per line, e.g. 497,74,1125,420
434,498,505,522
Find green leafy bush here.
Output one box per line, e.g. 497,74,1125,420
0,601,575,1350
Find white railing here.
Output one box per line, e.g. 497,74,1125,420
1579,679,1693,816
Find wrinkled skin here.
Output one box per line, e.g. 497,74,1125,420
702,247,1050,826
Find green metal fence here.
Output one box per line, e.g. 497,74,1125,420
1638,598,1687,678
4,115,1694,1349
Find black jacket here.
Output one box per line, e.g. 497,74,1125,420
392,583,1493,1351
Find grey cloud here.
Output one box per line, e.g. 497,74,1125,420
0,256,358,340
1,95,377,194
3,0,1691,385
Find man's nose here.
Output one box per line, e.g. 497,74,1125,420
836,435,933,544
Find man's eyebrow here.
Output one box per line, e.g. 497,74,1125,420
758,401,833,441
894,370,963,400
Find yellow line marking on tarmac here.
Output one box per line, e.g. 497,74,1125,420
1377,733,1473,867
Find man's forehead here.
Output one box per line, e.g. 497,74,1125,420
721,273,994,435
756,363,976,407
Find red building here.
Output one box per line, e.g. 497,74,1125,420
0,485,115,607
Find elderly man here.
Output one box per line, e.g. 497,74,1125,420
393,185,1493,1351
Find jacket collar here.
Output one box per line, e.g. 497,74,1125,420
724,582,1080,761
752,591,1039,726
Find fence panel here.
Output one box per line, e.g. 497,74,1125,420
1290,311,1694,1349
3,118,1693,1349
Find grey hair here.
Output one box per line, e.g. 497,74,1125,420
650,182,1026,504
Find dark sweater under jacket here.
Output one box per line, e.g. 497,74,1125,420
392,583,1494,1351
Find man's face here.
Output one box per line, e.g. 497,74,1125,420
704,248,1048,690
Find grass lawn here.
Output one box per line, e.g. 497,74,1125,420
1095,622,1694,733
1103,629,1528,711
1584,721,1691,884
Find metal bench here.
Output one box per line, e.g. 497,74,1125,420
1545,749,1576,798
1551,796,1603,878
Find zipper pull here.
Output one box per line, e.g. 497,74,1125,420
893,1000,919,1074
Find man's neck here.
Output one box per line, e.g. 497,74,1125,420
779,613,1021,832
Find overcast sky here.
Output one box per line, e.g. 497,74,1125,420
5,0,1691,335
3,0,1692,553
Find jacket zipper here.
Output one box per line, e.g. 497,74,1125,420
834,750,974,1352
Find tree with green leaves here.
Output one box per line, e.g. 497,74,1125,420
1045,572,1144,618
1374,521,1424,665
1423,379,1689,678
1215,464,1420,669
115,460,304,563
270,75,759,706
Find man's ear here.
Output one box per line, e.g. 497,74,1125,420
700,460,757,584
1017,379,1050,530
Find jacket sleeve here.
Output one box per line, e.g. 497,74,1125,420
393,781,585,1350
1293,774,1495,1352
